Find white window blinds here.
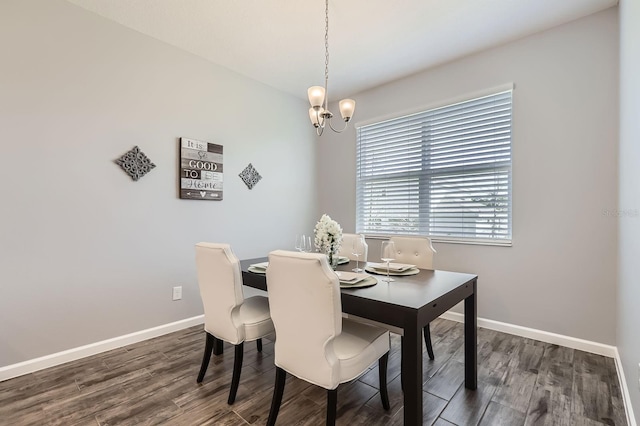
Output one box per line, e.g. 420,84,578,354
356,89,512,244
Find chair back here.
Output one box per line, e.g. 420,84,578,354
195,243,245,344
267,250,342,389
388,236,436,269
338,233,369,262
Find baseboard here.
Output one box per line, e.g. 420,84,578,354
0,311,624,385
439,311,617,357
0,315,204,382
614,348,638,426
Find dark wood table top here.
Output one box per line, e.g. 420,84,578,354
240,257,477,319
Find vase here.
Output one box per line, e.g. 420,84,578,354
327,252,339,270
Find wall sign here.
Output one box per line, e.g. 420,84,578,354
179,137,223,200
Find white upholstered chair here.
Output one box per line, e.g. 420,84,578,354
338,233,368,262
388,236,436,270
265,250,390,426
195,242,275,404
389,236,437,360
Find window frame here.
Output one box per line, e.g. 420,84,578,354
355,84,514,247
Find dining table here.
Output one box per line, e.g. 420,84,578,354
236,256,478,426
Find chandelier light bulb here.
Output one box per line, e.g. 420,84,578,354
308,86,326,109
309,107,325,127
339,99,356,122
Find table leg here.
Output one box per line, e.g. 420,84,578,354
213,337,224,355
402,323,422,426
464,279,477,389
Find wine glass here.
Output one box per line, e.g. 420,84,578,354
303,236,313,253
380,240,396,282
295,235,303,252
352,236,365,272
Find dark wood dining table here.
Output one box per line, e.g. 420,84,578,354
238,257,478,426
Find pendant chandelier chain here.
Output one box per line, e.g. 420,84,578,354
306,0,355,135
324,0,330,103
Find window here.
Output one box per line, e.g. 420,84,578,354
356,89,512,245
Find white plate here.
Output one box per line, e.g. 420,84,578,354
336,271,368,285
340,275,378,289
367,262,416,273
337,256,350,265
364,265,420,276
248,266,266,274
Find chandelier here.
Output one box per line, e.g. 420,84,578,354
307,0,355,136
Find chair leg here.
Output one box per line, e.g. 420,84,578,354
326,388,338,426
378,353,390,410
424,324,435,360
257,338,263,352
213,336,224,355
400,336,404,392
196,332,214,383
227,342,244,405
267,367,287,426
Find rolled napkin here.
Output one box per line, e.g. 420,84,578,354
367,262,416,273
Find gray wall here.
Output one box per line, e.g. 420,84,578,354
317,9,619,345
0,0,316,367
618,0,640,421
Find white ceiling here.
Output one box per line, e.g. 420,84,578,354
65,0,617,101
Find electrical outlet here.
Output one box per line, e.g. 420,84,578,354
172,286,182,301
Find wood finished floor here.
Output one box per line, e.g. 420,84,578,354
0,318,627,426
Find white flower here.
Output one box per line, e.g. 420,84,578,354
313,214,343,256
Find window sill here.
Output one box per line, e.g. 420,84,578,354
363,234,512,247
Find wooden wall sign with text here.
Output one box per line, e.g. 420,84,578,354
179,137,223,200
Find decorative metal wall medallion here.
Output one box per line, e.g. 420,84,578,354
239,163,262,189
115,146,155,181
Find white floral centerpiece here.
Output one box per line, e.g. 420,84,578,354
313,214,343,268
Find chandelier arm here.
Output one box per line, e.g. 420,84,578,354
327,117,349,133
